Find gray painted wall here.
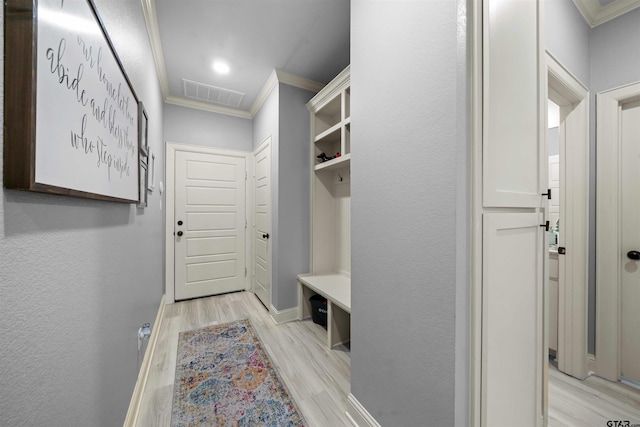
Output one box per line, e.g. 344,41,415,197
0,1,164,426
275,84,313,310
588,7,640,354
251,84,312,311
163,103,252,151
351,1,460,425
545,0,591,86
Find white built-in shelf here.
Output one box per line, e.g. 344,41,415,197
298,273,351,313
314,123,341,144
314,153,351,172
301,65,351,349
298,273,351,348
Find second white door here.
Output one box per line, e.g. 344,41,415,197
174,150,246,301
253,139,271,309
620,99,640,385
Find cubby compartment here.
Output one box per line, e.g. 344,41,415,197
315,127,341,159
314,96,341,136
344,88,350,120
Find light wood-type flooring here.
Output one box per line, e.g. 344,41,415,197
135,291,352,427
136,291,640,427
549,362,640,427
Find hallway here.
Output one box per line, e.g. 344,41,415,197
135,292,640,427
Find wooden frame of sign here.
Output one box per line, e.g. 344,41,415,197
4,0,140,203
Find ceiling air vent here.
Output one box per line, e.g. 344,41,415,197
182,79,245,108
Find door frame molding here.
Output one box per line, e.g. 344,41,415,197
546,51,590,380
164,142,253,304
596,81,640,380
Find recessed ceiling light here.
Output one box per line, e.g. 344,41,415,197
213,61,230,75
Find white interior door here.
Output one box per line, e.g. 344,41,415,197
253,139,271,309
174,150,246,301
620,99,640,385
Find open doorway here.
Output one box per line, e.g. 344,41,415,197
545,52,589,381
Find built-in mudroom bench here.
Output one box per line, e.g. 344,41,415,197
298,274,350,348
298,66,351,349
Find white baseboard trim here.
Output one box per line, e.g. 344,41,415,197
345,393,381,427
123,294,167,427
269,305,299,325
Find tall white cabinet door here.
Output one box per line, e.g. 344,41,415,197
174,151,247,301
481,0,545,426
483,213,544,427
483,0,542,208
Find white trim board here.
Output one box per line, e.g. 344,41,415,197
139,0,325,119
269,305,298,325
345,394,381,427
165,142,253,303
123,294,166,427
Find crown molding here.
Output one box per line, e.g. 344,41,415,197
140,0,169,98
572,0,640,27
275,70,326,93
165,95,252,119
140,0,325,120
249,70,279,118
307,65,350,113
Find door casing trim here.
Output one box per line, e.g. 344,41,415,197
546,51,590,381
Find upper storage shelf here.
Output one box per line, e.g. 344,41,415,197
307,66,351,173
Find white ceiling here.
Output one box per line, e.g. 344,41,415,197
143,0,640,119
144,0,350,117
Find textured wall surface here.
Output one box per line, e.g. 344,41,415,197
350,1,460,425
163,103,252,151
0,1,164,425
275,84,313,310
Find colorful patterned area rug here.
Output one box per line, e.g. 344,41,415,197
171,319,306,427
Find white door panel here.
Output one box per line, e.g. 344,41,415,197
483,213,544,427
483,0,542,208
174,151,246,300
254,140,271,308
621,99,640,384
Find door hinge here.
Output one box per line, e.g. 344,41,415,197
542,189,552,199
245,171,247,180
245,267,247,277
540,220,549,232
245,219,247,229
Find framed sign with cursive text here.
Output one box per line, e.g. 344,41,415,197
4,0,140,203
